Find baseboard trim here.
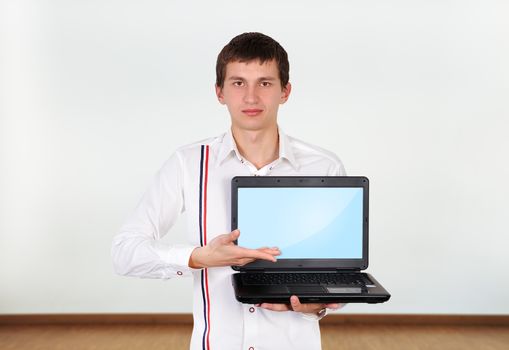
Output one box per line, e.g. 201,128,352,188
0,314,194,325
320,314,509,326
1,314,508,326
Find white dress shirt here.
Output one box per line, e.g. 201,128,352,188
112,127,346,350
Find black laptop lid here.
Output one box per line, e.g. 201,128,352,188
231,176,369,271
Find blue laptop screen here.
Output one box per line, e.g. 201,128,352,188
237,187,363,259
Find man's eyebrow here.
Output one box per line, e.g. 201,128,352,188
226,76,246,81
226,76,277,81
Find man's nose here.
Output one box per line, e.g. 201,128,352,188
243,86,259,104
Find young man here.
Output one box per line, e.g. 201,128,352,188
112,32,346,350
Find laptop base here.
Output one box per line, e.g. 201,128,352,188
231,272,391,304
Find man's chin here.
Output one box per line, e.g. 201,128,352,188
231,118,276,132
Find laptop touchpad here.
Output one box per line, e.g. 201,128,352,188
327,287,362,293
288,286,327,294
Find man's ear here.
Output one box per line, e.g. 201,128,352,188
215,84,225,104
280,82,292,104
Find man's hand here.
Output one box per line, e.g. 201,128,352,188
257,295,344,316
188,229,280,268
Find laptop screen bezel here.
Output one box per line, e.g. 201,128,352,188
231,176,369,272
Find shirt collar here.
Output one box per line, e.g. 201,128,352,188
216,128,242,166
216,127,300,170
278,128,299,170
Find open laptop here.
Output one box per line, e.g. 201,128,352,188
231,176,390,304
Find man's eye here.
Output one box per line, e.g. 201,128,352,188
260,82,271,87
233,81,244,87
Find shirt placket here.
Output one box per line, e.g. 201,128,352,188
242,304,259,350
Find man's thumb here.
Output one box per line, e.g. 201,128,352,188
229,229,240,241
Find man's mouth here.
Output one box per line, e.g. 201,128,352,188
242,109,263,116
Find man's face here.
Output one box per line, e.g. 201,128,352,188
215,59,291,132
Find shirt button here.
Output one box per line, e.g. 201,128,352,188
177,271,183,276
249,307,255,313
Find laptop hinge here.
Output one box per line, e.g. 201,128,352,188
337,268,361,272
240,268,265,273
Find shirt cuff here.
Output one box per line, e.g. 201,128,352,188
154,243,202,276
300,308,328,321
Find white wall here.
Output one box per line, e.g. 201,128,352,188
1,0,508,315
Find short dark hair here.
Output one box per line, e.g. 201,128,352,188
216,32,289,89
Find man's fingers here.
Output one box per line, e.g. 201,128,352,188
202,231,283,267
290,296,328,313
258,247,281,256
238,247,279,262
257,297,345,314
229,229,240,241
257,296,345,314
211,230,239,246
325,303,341,310
290,295,302,311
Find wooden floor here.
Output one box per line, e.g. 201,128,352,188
321,324,509,350
1,323,508,350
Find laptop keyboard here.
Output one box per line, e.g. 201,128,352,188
241,272,371,286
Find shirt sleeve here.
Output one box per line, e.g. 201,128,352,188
111,151,199,279
328,154,346,176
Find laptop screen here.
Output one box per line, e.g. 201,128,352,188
237,187,364,259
